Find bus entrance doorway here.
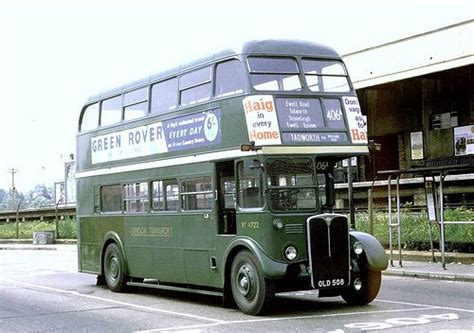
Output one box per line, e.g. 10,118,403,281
216,161,236,234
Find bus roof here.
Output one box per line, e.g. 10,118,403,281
86,39,340,104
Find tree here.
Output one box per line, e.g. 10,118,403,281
28,185,54,209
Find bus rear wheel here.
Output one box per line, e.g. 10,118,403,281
104,243,127,292
341,269,381,305
230,250,275,315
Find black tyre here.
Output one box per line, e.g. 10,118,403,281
230,250,275,315
103,243,127,292
341,269,381,305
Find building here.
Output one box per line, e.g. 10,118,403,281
341,19,474,206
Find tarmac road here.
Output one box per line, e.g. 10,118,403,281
0,245,473,332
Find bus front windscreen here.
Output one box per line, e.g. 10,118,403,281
266,158,318,212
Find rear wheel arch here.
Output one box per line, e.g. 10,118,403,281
100,232,128,276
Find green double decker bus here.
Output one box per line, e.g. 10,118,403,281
76,40,387,315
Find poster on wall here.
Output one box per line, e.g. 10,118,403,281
454,125,474,156
410,131,424,160
64,161,76,204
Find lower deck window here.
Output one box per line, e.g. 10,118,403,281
181,176,213,210
152,180,179,211
123,182,149,213
101,185,122,212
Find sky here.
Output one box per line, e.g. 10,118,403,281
0,0,472,192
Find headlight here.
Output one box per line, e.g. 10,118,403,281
284,246,298,261
353,241,363,255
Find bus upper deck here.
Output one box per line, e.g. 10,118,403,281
77,40,368,175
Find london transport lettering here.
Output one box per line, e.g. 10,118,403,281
130,226,173,237
90,109,221,164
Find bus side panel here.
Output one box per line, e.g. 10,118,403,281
181,212,216,286
123,214,186,283
77,216,101,273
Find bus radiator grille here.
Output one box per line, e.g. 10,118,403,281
306,214,350,289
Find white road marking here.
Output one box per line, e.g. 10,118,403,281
376,299,474,313
138,298,474,332
0,278,224,324
136,307,434,332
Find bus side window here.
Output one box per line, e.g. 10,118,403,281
151,78,178,114
181,176,213,211
101,184,122,213
80,103,99,132
123,182,149,213
101,96,122,127
123,87,148,121
179,66,212,106
215,59,246,97
238,161,263,208
152,180,179,211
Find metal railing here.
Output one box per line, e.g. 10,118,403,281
377,165,474,269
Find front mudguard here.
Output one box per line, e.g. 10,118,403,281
350,231,388,271
223,237,288,282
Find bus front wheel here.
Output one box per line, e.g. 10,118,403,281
103,243,127,292
230,250,275,315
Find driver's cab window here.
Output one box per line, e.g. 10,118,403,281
317,173,327,208
238,160,263,208
316,161,335,211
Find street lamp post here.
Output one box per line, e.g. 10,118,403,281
15,198,24,239
8,168,19,210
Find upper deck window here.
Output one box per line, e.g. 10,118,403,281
151,78,178,114
179,66,212,106
302,60,350,92
80,103,99,132
123,87,148,121
247,57,302,92
101,96,122,127
215,60,246,97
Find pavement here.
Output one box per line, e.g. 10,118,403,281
0,241,473,283
383,250,474,283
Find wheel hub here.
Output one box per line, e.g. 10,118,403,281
109,257,119,280
237,265,254,298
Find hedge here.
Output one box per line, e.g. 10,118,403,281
0,210,473,252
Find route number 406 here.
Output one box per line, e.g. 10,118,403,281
344,313,459,331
